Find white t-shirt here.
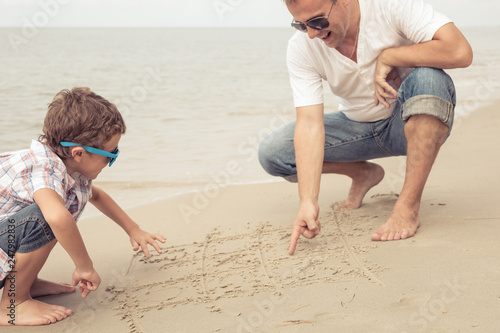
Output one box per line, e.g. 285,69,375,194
287,0,452,122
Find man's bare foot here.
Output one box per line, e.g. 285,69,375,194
336,162,385,210
30,278,75,298
371,207,421,241
0,298,72,326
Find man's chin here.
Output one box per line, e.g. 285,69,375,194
320,32,340,48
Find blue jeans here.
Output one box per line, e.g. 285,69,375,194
258,67,456,181
0,204,55,288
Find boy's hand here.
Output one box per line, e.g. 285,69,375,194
129,228,167,257
72,268,101,298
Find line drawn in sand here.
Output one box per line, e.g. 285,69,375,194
105,208,386,332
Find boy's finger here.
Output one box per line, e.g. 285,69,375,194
155,234,167,243
150,241,163,254
141,244,150,257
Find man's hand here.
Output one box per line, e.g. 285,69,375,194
72,268,101,298
289,201,321,255
129,228,166,257
374,51,402,108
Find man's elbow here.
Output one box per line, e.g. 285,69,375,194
437,23,473,68
455,46,473,68
449,40,473,68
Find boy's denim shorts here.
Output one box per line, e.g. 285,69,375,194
0,203,55,288
258,67,456,182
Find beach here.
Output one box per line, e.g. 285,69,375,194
7,99,498,333
1,25,499,333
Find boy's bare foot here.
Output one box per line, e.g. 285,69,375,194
336,162,385,210
30,278,75,298
0,298,72,326
371,205,421,241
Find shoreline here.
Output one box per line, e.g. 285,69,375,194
82,96,499,222
81,177,285,221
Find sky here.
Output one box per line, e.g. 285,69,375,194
0,0,497,28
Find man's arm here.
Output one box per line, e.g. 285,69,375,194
375,22,473,107
89,185,166,257
33,189,100,297
289,104,325,255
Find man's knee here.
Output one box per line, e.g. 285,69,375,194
399,67,456,130
258,132,296,178
258,135,281,176
258,138,271,174
399,67,456,105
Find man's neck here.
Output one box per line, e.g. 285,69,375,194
336,0,360,60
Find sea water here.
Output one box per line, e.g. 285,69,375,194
0,27,499,216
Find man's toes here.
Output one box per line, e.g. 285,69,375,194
371,232,382,241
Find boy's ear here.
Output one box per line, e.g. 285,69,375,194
70,147,86,162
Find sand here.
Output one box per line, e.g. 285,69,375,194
8,101,500,332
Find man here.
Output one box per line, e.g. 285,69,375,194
258,0,472,254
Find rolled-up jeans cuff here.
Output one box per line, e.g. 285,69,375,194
284,174,298,183
401,95,454,127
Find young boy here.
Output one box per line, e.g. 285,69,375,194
0,87,166,326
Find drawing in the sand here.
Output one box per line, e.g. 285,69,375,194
106,206,388,331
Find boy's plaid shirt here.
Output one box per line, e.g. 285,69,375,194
0,140,92,280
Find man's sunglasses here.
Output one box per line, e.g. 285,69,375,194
291,1,335,32
60,142,120,167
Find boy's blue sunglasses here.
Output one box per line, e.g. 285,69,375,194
60,142,119,167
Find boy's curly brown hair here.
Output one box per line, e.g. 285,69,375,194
39,87,126,159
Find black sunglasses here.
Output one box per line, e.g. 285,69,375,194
290,1,335,32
